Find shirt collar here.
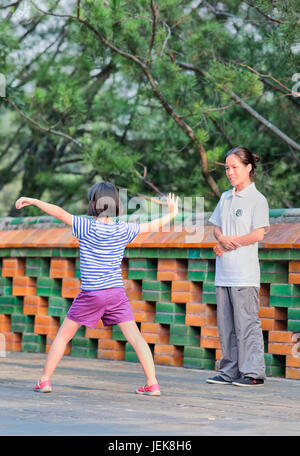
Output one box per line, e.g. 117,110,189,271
230,182,256,198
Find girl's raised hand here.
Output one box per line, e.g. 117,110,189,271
166,193,179,216
15,197,35,210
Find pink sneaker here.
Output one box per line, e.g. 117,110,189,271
136,383,160,396
34,380,52,393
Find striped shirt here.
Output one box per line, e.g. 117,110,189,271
72,216,140,291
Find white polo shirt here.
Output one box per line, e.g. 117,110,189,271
209,183,269,287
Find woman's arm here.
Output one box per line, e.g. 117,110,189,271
213,226,266,256
139,193,179,233
15,197,73,226
213,226,241,250
231,227,266,246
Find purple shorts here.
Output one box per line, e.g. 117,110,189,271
66,287,134,328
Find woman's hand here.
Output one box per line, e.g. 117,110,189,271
166,193,179,216
15,197,36,210
214,243,228,257
218,235,241,250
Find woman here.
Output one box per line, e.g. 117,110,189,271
206,146,269,387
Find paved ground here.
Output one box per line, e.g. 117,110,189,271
0,352,299,437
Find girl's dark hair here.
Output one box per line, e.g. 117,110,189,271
87,182,120,218
226,146,260,178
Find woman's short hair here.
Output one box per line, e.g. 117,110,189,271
226,146,260,178
87,182,120,218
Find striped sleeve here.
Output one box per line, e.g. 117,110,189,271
72,215,92,240
126,222,141,243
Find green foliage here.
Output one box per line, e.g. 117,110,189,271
207,61,264,100
196,129,210,146
0,0,299,217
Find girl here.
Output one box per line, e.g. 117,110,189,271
15,182,179,395
206,147,269,387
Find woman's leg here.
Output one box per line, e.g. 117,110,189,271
231,287,266,379
216,286,240,381
40,317,81,382
118,320,158,386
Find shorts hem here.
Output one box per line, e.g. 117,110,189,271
103,316,135,327
67,316,103,329
65,315,84,326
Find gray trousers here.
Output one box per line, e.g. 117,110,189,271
216,286,266,381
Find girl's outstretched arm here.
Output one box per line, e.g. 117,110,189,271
15,197,73,226
139,193,179,233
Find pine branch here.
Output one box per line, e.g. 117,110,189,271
178,62,300,153
4,0,22,20
242,1,300,25
134,163,165,197
232,61,298,97
0,1,19,9
146,0,158,65
4,98,82,148
19,0,61,42
28,0,221,197
203,1,235,19
11,26,68,89
229,90,300,152
136,194,167,206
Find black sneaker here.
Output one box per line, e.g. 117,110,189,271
232,377,264,387
206,375,232,385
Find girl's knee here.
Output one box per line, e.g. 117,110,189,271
118,320,141,344
57,319,80,343
126,330,144,347
56,328,72,344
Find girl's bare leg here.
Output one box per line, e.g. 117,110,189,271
40,317,81,382
118,320,158,386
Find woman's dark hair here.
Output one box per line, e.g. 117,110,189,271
87,182,120,218
226,146,260,178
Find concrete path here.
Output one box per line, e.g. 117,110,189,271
0,352,299,436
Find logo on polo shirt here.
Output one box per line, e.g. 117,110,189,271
235,209,243,217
